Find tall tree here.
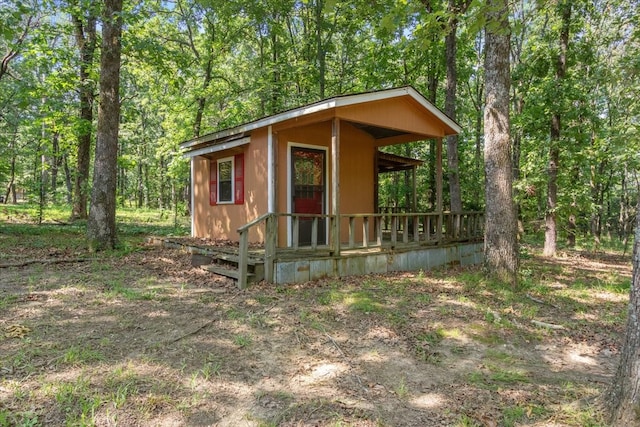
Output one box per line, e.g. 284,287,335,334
606,193,640,425
543,0,571,257
444,0,471,213
482,0,518,286
70,0,98,220
87,0,123,250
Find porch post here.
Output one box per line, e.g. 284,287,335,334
190,157,195,237
266,125,277,282
331,117,341,255
267,125,276,213
412,165,417,212
436,137,444,242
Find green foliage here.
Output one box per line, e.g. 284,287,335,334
0,0,637,249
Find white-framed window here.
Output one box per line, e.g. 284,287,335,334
217,157,234,203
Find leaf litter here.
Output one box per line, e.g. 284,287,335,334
0,240,631,426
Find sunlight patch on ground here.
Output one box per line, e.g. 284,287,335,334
410,392,445,409
593,291,628,302
292,362,348,386
145,310,170,318
565,349,597,366
541,342,600,368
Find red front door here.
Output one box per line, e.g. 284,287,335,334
292,147,326,246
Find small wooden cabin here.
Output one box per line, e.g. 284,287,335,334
181,86,484,287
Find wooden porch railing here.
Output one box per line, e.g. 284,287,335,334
236,211,484,288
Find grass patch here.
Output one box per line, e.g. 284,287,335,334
468,364,530,390
502,404,548,427
60,345,105,366
0,295,19,309
233,334,253,348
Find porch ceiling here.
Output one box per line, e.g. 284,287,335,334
350,122,411,140
377,151,424,172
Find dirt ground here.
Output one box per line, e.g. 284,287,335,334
0,238,631,426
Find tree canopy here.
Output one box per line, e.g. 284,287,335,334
0,0,637,244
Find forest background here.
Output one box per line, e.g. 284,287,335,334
1,0,638,251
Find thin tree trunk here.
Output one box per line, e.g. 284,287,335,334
158,155,165,211
193,57,213,138
315,0,326,99
566,165,579,247
71,5,97,220
606,193,640,425
4,133,17,204
136,160,143,208
87,0,122,251
51,132,59,204
63,153,73,204
5,155,16,204
483,0,518,288
543,1,571,257
0,16,34,82
426,73,438,211
271,28,280,113
444,0,470,213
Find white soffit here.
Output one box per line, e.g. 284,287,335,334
182,136,250,158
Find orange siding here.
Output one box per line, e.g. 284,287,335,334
192,131,268,243
274,121,375,245
337,97,446,138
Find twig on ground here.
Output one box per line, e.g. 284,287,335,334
531,319,564,330
0,258,97,268
526,293,560,309
169,317,219,344
325,333,346,357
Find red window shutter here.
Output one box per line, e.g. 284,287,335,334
234,153,244,204
209,159,217,206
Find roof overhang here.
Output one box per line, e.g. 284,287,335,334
180,86,461,157
182,136,250,159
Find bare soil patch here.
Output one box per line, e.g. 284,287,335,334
0,240,630,426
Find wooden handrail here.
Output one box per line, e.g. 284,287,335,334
237,212,276,289
237,212,273,233
235,210,485,287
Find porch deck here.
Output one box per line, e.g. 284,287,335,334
161,211,485,287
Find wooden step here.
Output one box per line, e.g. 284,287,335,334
202,264,255,281
212,252,263,266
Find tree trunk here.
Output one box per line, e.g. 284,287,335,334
445,30,462,212
543,141,559,256
71,5,97,220
5,155,16,204
0,16,34,82
315,0,326,99
193,57,213,138
444,0,470,213
4,134,17,204
51,132,60,204
606,194,640,425
566,166,579,247
543,1,571,257
426,73,438,211
483,0,518,288
63,153,73,204
87,0,122,251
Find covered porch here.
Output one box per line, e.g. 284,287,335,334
180,87,485,287
234,210,484,287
